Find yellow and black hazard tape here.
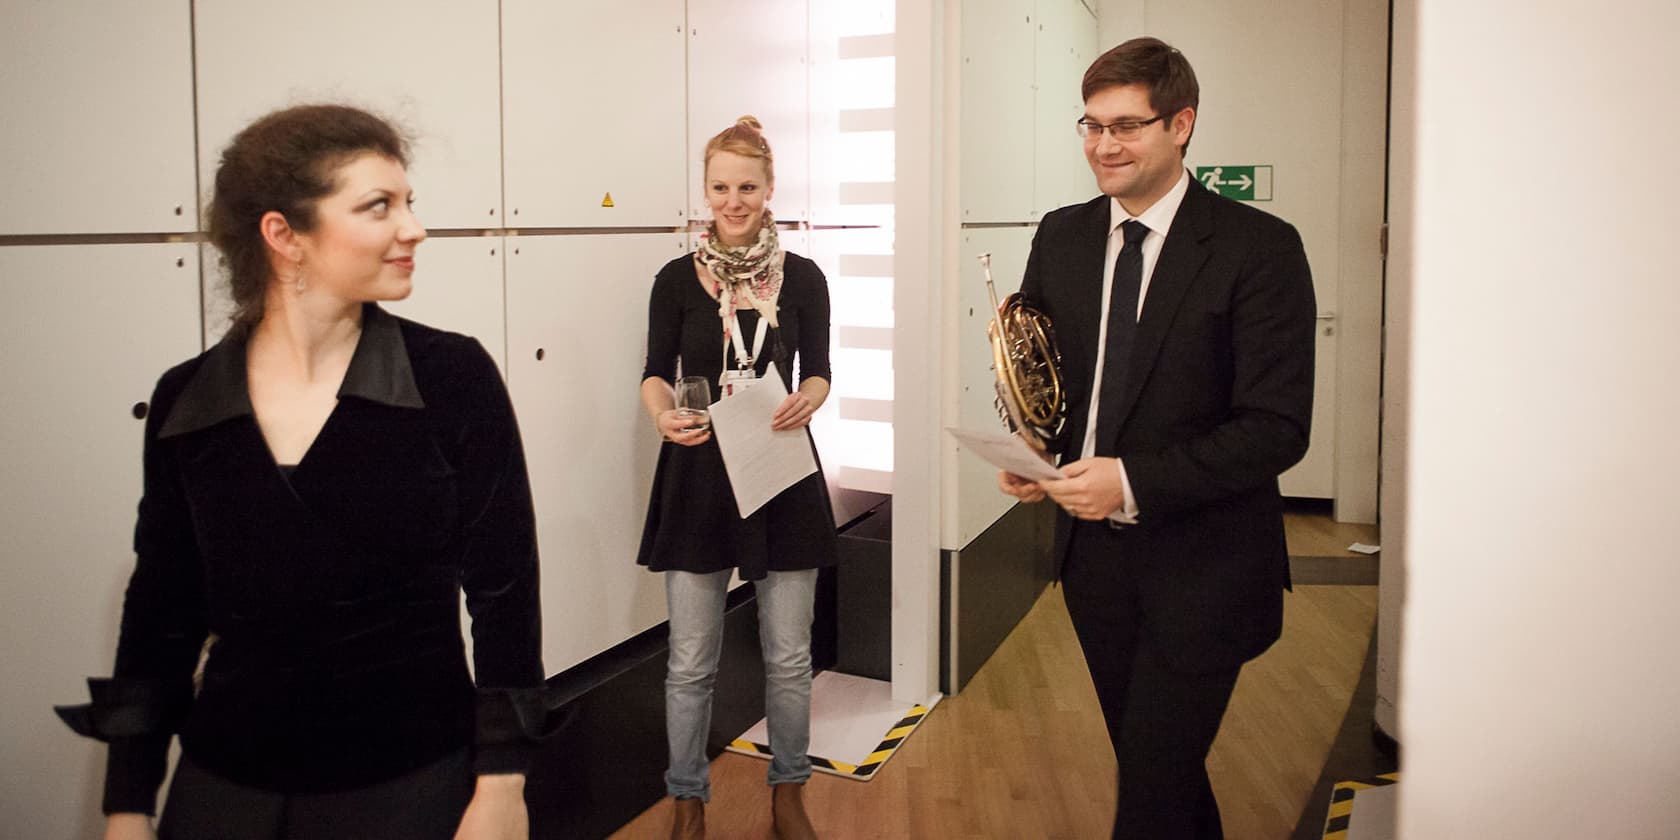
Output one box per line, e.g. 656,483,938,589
1322,772,1399,838
729,705,931,781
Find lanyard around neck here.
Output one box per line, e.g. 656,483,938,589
727,311,770,371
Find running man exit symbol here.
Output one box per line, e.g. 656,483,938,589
1194,165,1273,201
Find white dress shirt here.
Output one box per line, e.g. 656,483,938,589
1079,168,1192,524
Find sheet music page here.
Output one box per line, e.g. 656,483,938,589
945,427,1065,482
709,363,818,518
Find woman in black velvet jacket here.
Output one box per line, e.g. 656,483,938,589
56,105,552,840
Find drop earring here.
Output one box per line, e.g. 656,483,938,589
294,259,306,294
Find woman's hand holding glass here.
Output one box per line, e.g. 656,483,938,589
660,376,712,446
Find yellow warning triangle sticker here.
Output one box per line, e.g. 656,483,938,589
601,192,615,207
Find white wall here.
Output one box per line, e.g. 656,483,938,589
193,0,504,231
944,0,1098,552
1097,0,1386,517
0,1,197,235
501,1,689,228
1374,0,1417,742
895,0,947,705
1395,1,1680,836
1330,0,1387,524
0,245,202,840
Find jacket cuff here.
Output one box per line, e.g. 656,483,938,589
55,677,192,742
473,686,568,776
102,734,171,815
56,677,191,816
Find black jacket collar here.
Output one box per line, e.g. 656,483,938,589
159,304,424,439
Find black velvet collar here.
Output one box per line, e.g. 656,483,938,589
159,304,424,439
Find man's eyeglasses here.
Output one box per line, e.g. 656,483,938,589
1076,115,1165,141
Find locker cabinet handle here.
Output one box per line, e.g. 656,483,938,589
535,348,545,361
132,402,149,420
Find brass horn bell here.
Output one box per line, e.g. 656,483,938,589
978,253,1067,452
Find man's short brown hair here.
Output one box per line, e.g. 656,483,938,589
1082,37,1200,155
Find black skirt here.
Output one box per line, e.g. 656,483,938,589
636,429,839,581
158,748,473,840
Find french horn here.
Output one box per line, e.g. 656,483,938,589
979,253,1067,451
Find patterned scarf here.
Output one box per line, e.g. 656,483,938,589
696,211,784,340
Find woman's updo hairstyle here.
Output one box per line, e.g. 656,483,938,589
702,115,774,185
206,104,410,330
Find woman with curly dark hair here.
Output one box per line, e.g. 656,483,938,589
57,104,552,840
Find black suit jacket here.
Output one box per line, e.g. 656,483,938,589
1021,176,1316,672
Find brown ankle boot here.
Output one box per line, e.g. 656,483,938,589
771,783,817,840
670,796,705,840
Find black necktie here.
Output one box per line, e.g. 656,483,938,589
1094,219,1150,456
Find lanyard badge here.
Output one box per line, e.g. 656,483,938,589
720,313,770,397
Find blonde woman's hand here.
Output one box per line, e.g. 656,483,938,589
657,409,712,446
769,392,815,431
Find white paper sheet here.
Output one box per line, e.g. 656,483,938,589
708,362,818,518
944,427,1065,482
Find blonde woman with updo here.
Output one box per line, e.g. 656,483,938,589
637,116,837,839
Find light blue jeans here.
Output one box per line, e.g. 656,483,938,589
664,568,817,801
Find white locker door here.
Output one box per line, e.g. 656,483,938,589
501,0,689,228
0,243,202,835
193,0,504,230
1127,0,1388,499
504,233,688,673
961,0,1037,224
1034,0,1102,217
383,236,508,375
688,0,811,224
951,227,1037,549
0,2,197,234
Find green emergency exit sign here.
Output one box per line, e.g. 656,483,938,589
1195,165,1274,201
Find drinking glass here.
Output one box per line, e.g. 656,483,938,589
674,376,712,432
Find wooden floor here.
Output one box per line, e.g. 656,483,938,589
609,515,1379,840
1281,508,1378,558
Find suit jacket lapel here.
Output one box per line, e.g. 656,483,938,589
1109,181,1214,437
1066,198,1112,404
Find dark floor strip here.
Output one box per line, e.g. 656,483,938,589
1289,626,1400,839
1289,555,1380,586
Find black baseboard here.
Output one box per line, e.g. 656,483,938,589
1371,717,1400,763
826,494,1056,693
526,583,766,840
834,498,892,680
943,501,1056,692
1290,554,1381,586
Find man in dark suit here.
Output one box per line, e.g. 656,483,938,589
998,37,1316,839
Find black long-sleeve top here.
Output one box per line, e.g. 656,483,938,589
641,251,832,387
65,305,547,814
635,251,840,580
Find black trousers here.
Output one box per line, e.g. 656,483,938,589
1062,520,1242,840
157,749,474,840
